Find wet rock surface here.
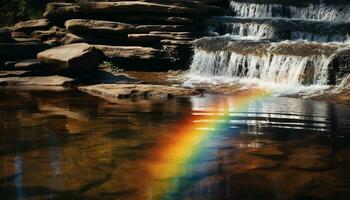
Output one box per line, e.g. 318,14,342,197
78,83,199,100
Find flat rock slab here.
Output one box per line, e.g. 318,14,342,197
37,43,99,73
65,19,135,34
0,71,30,78
0,75,74,86
13,19,51,32
14,59,42,70
93,45,161,60
79,84,199,100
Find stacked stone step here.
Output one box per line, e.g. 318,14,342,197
0,19,56,70
0,0,226,73
44,0,226,70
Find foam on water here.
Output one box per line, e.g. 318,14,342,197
185,48,333,96
189,49,331,85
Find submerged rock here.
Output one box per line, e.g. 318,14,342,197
79,84,199,100
287,146,333,171
37,43,100,74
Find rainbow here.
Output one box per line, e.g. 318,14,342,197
144,89,272,199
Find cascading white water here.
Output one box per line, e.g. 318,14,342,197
223,2,350,42
229,1,282,18
290,5,350,21
291,32,350,43
221,23,275,39
189,49,331,86
186,1,349,90
230,1,350,21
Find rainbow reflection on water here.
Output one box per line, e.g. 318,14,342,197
145,89,271,199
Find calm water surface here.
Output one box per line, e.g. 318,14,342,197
0,88,350,200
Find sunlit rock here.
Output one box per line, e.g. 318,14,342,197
37,43,99,73
13,19,51,32
79,84,199,100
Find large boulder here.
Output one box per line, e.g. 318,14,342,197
37,43,100,74
327,49,350,85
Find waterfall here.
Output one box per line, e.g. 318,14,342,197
291,32,350,43
230,1,350,21
229,1,282,18
221,23,275,39
289,5,350,21
190,49,331,86
187,1,350,88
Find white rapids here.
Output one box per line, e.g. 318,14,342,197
184,1,350,95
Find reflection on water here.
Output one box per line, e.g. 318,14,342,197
0,88,350,200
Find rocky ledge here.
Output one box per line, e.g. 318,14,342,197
0,75,74,86
0,0,227,74
79,84,199,100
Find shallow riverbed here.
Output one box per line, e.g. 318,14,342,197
0,88,350,200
